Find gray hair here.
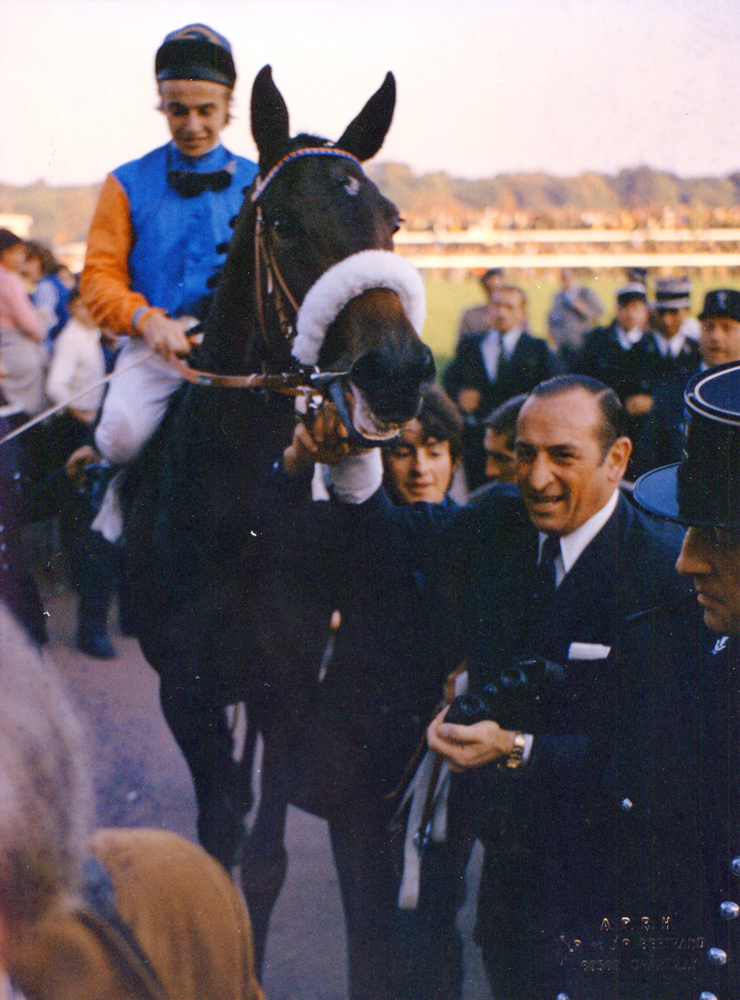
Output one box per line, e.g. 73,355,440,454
0,607,92,929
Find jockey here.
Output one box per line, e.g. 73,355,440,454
80,24,258,465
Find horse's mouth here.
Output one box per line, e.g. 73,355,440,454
346,383,405,441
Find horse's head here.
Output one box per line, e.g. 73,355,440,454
207,66,434,443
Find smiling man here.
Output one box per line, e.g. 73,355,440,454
421,374,689,1000
80,24,258,464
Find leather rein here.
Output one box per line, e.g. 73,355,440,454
170,146,365,399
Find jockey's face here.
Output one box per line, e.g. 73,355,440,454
384,419,454,505
159,79,230,159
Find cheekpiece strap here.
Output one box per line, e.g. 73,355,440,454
251,147,363,203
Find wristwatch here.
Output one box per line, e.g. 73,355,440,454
504,731,526,770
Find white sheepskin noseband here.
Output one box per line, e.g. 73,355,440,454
292,250,426,366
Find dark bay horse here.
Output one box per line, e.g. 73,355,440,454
122,65,434,962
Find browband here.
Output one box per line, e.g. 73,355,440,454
251,147,363,203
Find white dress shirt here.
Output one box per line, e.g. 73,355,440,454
480,325,524,381
538,488,620,586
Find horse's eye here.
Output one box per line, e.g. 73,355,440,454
270,212,299,239
343,175,361,197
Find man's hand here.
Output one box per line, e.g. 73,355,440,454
457,388,482,414
137,313,198,360
624,393,653,417
283,402,355,474
427,705,516,772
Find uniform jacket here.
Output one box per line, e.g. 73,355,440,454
576,322,661,401
80,142,257,335
551,597,740,1000
638,364,701,476
11,828,263,1000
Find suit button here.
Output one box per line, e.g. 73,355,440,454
556,994,570,1000
707,948,727,966
720,901,740,920
731,857,740,877
621,798,633,812
700,993,719,1000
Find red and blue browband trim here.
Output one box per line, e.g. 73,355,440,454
251,147,363,203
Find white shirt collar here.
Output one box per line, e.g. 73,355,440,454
654,331,686,358
500,325,523,358
480,325,524,380
616,324,644,350
538,488,620,586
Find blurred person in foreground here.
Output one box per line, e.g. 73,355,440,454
0,601,263,1000
80,24,257,466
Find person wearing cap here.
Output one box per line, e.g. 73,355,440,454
540,363,740,1000
547,267,603,367
638,287,740,475
649,276,700,381
80,24,257,465
456,268,505,341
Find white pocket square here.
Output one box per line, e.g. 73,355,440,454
568,642,611,660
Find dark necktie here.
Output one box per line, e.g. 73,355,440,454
167,164,235,198
532,534,560,610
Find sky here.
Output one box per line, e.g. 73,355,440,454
1,0,740,187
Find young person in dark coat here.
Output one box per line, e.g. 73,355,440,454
443,285,557,490
273,386,465,1000
308,375,688,1000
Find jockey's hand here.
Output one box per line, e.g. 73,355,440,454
137,313,197,360
427,705,516,773
65,444,100,485
283,402,352,474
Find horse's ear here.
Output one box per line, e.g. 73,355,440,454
335,72,396,162
251,65,291,173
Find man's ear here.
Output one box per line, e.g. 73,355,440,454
606,436,632,481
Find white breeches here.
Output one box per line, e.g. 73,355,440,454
95,339,183,464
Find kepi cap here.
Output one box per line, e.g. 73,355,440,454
698,288,740,323
155,24,236,89
655,277,691,311
617,283,647,307
634,362,740,526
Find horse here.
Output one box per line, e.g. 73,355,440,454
121,65,435,968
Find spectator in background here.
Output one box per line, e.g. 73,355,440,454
24,240,75,348
547,267,603,367
457,268,504,341
649,277,700,385
639,288,740,474
444,285,557,490
0,229,47,415
576,283,656,475
0,602,264,1000
477,393,527,493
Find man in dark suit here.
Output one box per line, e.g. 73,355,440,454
423,375,690,1000
542,362,740,1000
443,285,557,489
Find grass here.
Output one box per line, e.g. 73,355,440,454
421,273,740,376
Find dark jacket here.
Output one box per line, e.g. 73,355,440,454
638,364,701,476
443,331,557,488
551,597,740,1000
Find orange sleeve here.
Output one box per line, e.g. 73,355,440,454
79,174,161,336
